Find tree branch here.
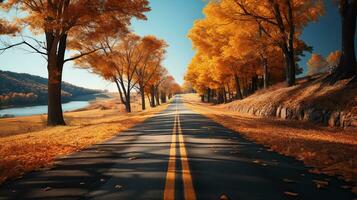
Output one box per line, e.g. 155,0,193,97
64,48,100,63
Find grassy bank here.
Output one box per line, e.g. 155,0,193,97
0,94,168,184
182,93,357,194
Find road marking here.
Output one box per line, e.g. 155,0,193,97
177,113,196,200
163,111,177,200
164,102,196,200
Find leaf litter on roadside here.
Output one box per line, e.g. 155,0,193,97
284,191,298,197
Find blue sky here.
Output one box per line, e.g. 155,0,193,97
0,0,346,90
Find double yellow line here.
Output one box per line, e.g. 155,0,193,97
163,104,196,200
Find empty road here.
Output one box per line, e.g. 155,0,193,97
0,96,356,200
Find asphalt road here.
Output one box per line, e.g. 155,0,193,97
0,96,356,200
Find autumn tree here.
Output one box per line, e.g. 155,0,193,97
0,0,150,125
134,35,167,110
186,1,288,102
146,66,168,107
77,34,144,113
210,0,323,86
160,75,176,103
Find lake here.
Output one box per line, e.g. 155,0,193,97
0,101,90,117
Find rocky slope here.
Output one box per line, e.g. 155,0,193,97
222,75,357,128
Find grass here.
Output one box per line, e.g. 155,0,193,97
182,93,357,194
0,94,168,184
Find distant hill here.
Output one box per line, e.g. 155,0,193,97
0,70,103,108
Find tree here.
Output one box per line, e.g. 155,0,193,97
77,34,143,113
307,53,329,75
1,0,150,125
134,36,167,110
331,0,357,81
211,0,323,86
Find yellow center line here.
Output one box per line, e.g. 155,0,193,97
177,112,197,200
163,108,177,200
164,102,196,200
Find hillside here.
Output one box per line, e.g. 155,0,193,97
0,70,102,108
221,74,357,127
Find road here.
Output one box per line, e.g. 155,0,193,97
0,96,356,200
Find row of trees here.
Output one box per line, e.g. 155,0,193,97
76,33,180,112
0,92,37,108
0,0,179,125
185,0,356,104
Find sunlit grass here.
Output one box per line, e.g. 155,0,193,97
0,96,168,184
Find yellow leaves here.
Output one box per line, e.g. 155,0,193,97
186,0,325,91
0,19,19,36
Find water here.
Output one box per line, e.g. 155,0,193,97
0,101,90,117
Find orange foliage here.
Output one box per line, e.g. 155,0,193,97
185,0,325,96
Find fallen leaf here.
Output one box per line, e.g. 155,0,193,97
128,157,137,160
284,191,298,197
219,194,230,200
283,178,296,183
313,180,328,189
115,184,123,189
341,185,351,189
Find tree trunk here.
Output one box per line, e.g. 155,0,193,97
207,88,211,103
150,85,155,107
283,50,296,86
113,78,131,112
217,88,224,104
226,84,231,102
140,85,146,110
333,1,357,81
234,75,243,99
155,87,160,106
125,94,131,112
46,34,66,126
47,66,65,126
263,57,269,88
200,95,204,102
223,87,227,103
160,92,167,103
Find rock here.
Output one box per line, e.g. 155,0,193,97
328,112,340,127
280,107,287,119
350,118,357,127
276,106,282,117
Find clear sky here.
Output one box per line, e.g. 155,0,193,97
0,0,346,90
